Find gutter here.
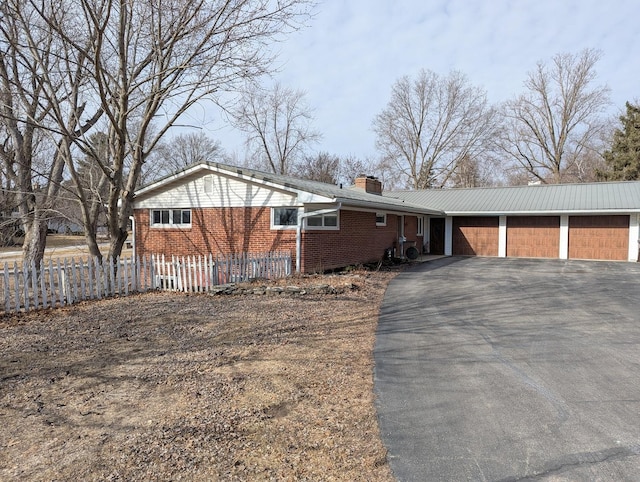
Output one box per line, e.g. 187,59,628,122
296,203,342,274
335,197,442,216
440,209,640,216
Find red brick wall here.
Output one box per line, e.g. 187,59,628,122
402,215,425,255
300,210,400,272
354,177,382,194
135,207,296,260
134,207,419,273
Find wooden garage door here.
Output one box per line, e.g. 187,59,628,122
568,215,629,261
507,216,560,258
452,217,499,256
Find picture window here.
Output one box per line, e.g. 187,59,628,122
272,207,298,228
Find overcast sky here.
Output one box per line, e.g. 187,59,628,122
203,0,639,162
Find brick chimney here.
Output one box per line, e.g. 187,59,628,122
354,176,382,195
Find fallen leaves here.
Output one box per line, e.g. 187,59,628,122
0,270,397,481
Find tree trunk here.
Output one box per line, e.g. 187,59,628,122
21,212,47,270
107,194,130,264
76,187,106,263
106,186,133,264
25,146,67,267
83,220,103,262
108,228,128,264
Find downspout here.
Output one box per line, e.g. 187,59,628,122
398,215,405,258
128,215,136,260
296,203,342,274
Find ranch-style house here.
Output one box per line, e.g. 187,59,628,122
132,162,640,273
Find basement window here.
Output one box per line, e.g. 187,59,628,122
151,209,191,228
376,213,387,226
271,207,298,229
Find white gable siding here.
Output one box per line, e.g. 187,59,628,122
135,173,298,209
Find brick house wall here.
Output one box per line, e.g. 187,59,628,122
135,207,419,273
134,207,296,260
300,210,400,272
401,215,424,255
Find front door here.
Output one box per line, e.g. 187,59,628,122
430,218,445,255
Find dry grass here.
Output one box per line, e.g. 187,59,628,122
0,270,397,481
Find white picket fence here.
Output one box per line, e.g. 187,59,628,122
0,251,291,314
153,252,292,292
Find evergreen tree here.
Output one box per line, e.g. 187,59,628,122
600,102,640,181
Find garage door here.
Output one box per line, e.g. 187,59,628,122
452,217,499,256
568,216,629,261
507,216,560,258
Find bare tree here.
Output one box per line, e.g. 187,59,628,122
499,49,611,184
0,1,79,267
145,132,225,182
231,82,320,175
68,132,110,248
453,156,478,187
373,156,411,191
293,152,340,183
0,131,21,246
339,155,376,186
372,69,498,189
3,0,311,264
292,152,372,186
291,152,378,186
83,1,310,262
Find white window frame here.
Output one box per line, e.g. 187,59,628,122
417,216,424,236
376,212,387,226
304,211,339,230
271,207,299,229
150,209,192,228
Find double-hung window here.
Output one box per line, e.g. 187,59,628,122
151,209,192,228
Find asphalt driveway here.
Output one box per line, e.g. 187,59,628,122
374,257,640,481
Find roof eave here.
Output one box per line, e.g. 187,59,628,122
442,209,640,216
335,197,443,216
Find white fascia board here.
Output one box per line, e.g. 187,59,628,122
442,209,640,216
296,192,334,204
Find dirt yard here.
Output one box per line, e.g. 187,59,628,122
0,269,398,481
